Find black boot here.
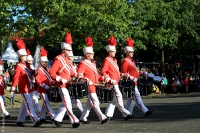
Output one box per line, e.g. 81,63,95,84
17,122,25,127
52,119,62,127
72,122,80,128
101,118,109,124
145,110,153,117
124,115,132,121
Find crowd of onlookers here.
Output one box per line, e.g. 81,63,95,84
137,63,200,94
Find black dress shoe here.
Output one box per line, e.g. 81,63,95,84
4,114,10,119
145,110,153,117
34,120,42,127
17,122,25,127
52,119,62,127
80,120,90,124
101,118,109,124
40,119,49,123
72,122,80,128
124,115,132,121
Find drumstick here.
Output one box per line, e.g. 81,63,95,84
95,84,106,87
126,72,129,82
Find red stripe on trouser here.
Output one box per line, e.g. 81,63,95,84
22,94,36,123
89,93,103,121
60,89,75,123
133,94,142,110
32,96,38,110
114,91,126,115
41,93,53,118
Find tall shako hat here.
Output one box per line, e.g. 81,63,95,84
106,35,117,52
124,38,134,53
83,36,94,54
26,49,33,61
61,32,73,50
16,39,27,56
40,47,49,62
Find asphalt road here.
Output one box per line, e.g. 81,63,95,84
1,93,200,133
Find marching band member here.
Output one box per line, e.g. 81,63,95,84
26,49,41,113
68,51,84,114
121,38,153,117
101,35,132,121
35,47,56,123
11,39,42,127
49,33,80,128
0,61,10,119
77,37,108,124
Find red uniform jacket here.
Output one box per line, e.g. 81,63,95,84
101,56,121,84
49,54,72,88
0,75,6,95
35,66,53,93
77,59,101,93
12,62,34,93
121,56,139,86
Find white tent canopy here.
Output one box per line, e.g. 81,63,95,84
2,42,19,62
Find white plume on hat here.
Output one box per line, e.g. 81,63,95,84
16,39,27,56
26,49,33,61
124,38,134,53
106,35,117,52
40,47,49,62
83,37,94,54
61,32,72,50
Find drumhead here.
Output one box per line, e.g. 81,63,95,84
119,79,134,88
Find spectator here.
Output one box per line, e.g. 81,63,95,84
197,77,200,92
184,76,189,93
4,69,10,83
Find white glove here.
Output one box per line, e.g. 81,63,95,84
85,78,93,85
10,92,15,97
44,85,49,90
30,65,35,70
105,76,111,83
61,78,68,84
129,76,134,80
11,86,15,91
56,76,61,82
78,73,83,78
40,83,46,88
110,79,116,84
124,73,130,78
133,78,138,82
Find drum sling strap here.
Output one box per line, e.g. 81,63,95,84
106,57,120,75
57,55,71,75
124,58,139,75
82,60,98,74
18,63,33,89
39,67,53,83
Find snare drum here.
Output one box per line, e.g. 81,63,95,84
68,80,88,99
96,85,113,103
48,87,62,102
119,79,135,99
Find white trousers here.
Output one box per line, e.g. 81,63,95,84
105,85,130,117
40,93,56,119
80,93,107,122
125,86,148,114
30,90,41,113
0,95,9,116
72,99,84,113
17,93,40,124
54,88,79,124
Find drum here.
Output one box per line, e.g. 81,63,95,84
48,87,62,102
119,79,135,99
96,85,113,103
68,80,88,99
